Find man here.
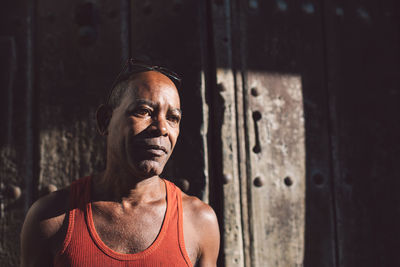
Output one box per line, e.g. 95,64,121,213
20,60,220,266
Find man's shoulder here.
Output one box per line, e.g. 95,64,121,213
181,193,218,225
23,187,70,238
20,187,71,266
31,187,70,217
181,192,220,265
181,192,220,244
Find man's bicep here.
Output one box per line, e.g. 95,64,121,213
197,206,220,267
20,201,54,267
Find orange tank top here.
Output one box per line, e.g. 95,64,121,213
54,176,192,267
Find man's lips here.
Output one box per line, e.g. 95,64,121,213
133,144,168,157
142,145,168,154
130,138,170,157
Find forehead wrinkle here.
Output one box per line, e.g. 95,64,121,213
131,70,176,85
126,80,179,100
121,74,180,109
127,71,176,92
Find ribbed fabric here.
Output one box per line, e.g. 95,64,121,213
54,176,192,267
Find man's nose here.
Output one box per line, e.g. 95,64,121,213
151,117,168,136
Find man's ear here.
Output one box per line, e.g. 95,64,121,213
96,104,113,136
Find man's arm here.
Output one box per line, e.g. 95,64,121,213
195,204,220,267
183,195,220,267
20,190,68,267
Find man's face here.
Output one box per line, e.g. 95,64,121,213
106,71,181,178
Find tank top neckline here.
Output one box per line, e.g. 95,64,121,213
85,176,173,261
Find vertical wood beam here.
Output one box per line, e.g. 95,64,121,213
246,73,305,267
298,1,338,266
36,0,125,189
0,0,36,265
210,0,245,266
241,1,311,265
323,0,400,266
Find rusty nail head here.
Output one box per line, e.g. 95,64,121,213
11,185,22,200
284,176,293,186
302,3,315,14
357,7,370,21
39,184,58,197
223,174,233,184
251,87,260,96
277,0,288,11
178,179,190,192
252,110,262,121
2,184,22,200
335,7,344,16
253,176,264,187
249,0,258,9
47,184,58,193
217,83,226,92
312,173,324,186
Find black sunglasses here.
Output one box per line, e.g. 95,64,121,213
106,58,182,104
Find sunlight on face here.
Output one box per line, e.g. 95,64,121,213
107,71,181,178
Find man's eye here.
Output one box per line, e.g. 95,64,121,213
134,108,151,116
168,115,181,123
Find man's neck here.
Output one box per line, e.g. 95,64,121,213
91,166,165,204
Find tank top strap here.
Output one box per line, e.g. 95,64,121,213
163,179,192,266
69,176,91,210
57,176,91,256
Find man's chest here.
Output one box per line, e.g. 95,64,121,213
91,202,165,254
89,201,199,265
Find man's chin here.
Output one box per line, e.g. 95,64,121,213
131,160,165,178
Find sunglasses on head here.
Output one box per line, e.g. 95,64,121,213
106,58,182,104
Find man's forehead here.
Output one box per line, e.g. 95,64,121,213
128,70,177,87
127,83,180,102
121,76,180,108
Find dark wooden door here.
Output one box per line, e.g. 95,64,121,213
1,0,399,266
208,0,399,266
1,1,210,265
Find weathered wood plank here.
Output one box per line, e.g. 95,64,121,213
209,0,245,266
230,1,251,265
242,1,339,265
217,69,245,267
36,0,126,190
323,0,400,266
0,0,34,265
246,73,305,267
296,1,338,266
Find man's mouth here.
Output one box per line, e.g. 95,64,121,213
141,145,168,156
